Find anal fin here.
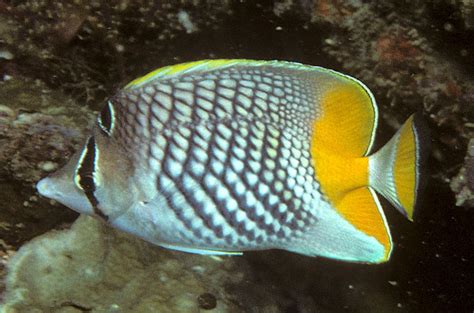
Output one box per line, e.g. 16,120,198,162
336,187,392,262
285,187,392,263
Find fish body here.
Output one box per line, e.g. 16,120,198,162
37,60,427,263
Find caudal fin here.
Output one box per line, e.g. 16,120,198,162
368,114,429,221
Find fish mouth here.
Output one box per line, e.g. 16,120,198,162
36,176,95,216
36,177,55,199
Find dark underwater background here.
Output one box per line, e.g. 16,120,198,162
0,1,473,312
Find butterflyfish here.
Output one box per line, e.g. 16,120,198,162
36,60,428,263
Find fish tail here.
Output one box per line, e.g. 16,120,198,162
368,113,429,221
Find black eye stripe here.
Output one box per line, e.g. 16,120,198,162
76,136,109,221
77,136,97,189
98,100,114,136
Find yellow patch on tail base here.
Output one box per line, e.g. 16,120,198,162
393,115,417,220
311,77,377,204
311,149,368,204
310,148,393,258
310,77,391,259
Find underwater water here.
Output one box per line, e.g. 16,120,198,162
0,1,473,312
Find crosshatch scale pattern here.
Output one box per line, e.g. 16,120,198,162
110,66,326,250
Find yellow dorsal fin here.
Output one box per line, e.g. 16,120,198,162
124,59,325,90
125,60,240,89
312,75,378,157
337,187,392,262
125,59,274,89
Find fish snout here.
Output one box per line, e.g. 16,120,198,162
36,177,55,199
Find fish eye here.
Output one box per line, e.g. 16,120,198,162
97,100,115,136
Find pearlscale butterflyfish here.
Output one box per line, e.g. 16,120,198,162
37,60,428,263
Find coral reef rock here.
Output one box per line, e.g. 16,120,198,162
0,77,89,248
320,1,474,179
451,138,474,207
2,1,234,103
1,215,297,313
